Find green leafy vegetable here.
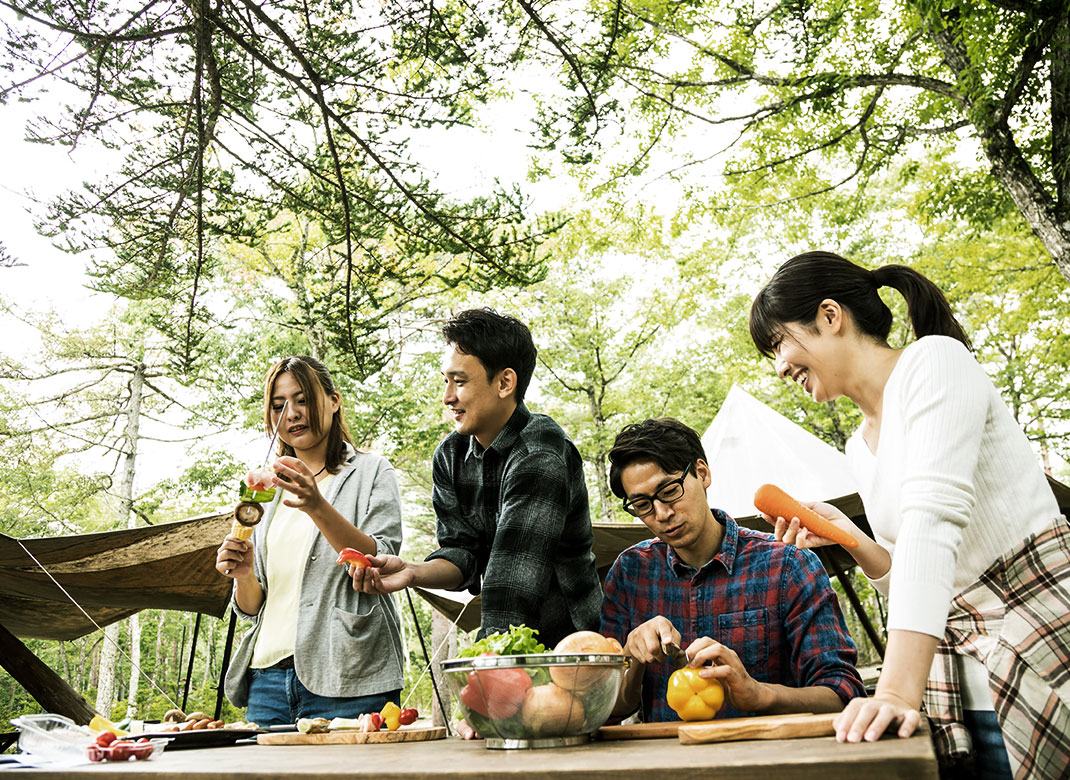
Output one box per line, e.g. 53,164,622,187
459,625,547,657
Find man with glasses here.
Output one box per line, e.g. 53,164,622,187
602,417,865,722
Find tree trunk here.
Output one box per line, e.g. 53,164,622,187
153,611,165,689
585,387,616,523
0,623,99,725
429,609,456,729
59,640,70,682
921,4,1070,282
94,623,120,717
122,363,145,719
124,614,142,720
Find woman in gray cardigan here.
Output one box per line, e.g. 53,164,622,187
215,355,405,725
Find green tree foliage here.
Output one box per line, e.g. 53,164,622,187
525,0,1070,283
1,0,556,373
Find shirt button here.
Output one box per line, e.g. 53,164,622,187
310,555,317,561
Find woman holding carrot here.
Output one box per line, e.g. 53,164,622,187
215,355,405,725
749,251,1069,780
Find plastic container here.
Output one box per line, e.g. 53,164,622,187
10,714,168,766
10,714,94,767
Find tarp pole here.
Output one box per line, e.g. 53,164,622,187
214,610,237,721
405,589,451,736
832,569,886,658
181,613,202,712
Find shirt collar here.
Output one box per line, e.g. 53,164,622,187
464,402,530,461
666,508,739,577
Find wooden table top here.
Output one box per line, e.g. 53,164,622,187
4,729,939,780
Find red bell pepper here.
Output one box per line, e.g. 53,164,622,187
336,548,371,569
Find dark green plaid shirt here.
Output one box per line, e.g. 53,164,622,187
427,403,602,646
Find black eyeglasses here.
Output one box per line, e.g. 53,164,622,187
622,464,695,518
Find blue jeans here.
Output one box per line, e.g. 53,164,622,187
962,710,1014,780
246,660,401,727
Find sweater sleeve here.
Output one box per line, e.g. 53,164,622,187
886,337,988,638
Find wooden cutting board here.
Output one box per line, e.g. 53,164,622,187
598,712,815,741
678,712,837,744
257,726,446,745
599,720,713,740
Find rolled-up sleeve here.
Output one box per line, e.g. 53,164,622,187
783,548,867,704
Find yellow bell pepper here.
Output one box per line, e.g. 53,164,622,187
380,701,402,731
665,668,725,721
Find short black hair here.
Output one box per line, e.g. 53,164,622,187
608,418,707,498
442,308,537,402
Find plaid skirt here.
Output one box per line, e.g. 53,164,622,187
924,516,1070,780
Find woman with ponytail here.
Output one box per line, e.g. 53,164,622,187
749,252,1069,780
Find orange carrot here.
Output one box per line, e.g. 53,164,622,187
754,483,859,548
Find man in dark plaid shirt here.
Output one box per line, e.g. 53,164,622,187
350,308,602,648
601,418,865,723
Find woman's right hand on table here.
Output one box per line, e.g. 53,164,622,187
216,537,254,579
759,500,856,550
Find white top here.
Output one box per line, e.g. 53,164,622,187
846,336,1059,637
251,473,335,668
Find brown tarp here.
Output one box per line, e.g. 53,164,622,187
0,513,234,640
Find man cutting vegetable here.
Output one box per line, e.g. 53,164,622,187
351,307,603,646
602,417,866,723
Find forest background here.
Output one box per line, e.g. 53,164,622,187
2,0,1069,729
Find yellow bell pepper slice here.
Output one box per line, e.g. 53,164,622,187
665,668,725,721
379,701,402,731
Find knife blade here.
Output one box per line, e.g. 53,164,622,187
662,641,690,670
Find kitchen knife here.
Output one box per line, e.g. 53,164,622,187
662,641,690,670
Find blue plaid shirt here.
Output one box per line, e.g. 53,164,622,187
427,403,602,646
601,510,866,722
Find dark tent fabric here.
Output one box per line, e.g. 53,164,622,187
0,513,233,640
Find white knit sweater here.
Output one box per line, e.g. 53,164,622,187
846,336,1060,639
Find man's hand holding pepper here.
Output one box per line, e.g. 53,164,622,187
685,637,770,713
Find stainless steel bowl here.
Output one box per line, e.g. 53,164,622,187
440,653,628,749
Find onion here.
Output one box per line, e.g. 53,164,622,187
549,631,622,692
520,683,585,737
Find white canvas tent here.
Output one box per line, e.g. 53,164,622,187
700,385,858,518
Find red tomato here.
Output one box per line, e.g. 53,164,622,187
107,743,132,761
463,654,533,720
94,731,118,747
130,742,155,760
460,681,490,717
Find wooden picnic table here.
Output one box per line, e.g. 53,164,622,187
2,728,939,779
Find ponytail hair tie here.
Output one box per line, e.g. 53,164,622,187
871,267,889,288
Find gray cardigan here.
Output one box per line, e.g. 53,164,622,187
224,447,405,707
